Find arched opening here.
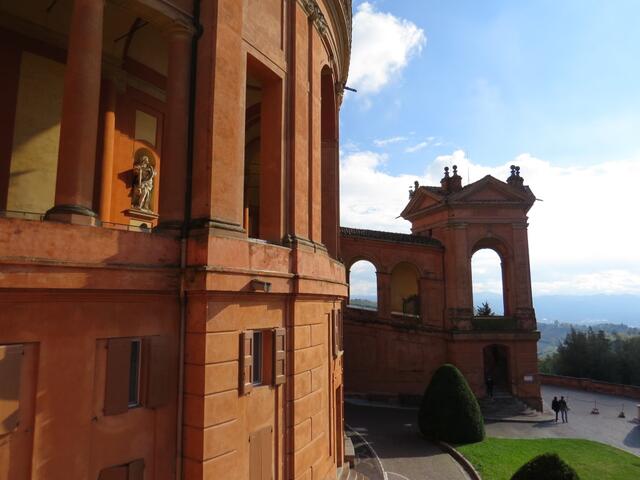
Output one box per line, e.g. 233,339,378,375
347,260,377,310
483,344,510,396
320,66,339,257
471,248,505,316
390,262,420,317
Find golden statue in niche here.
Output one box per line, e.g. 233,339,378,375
132,148,156,212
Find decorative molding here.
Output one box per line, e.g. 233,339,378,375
299,0,329,34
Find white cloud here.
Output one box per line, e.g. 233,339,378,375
405,141,429,153
348,2,426,94
374,136,408,147
340,147,640,296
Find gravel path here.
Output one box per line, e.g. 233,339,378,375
345,402,471,480
485,385,640,456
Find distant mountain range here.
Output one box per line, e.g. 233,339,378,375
473,293,640,327
352,293,640,327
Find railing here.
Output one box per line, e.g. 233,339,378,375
0,209,153,233
540,374,640,401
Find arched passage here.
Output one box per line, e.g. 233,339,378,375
347,260,377,310
390,262,420,316
471,248,505,316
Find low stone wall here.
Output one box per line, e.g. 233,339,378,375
540,374,640,401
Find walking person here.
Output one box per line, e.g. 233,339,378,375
551,396,559,422
559,396,569,423
485,374,494,399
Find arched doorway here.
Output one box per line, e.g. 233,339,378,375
483,344,510,395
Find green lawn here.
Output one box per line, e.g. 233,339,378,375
457,437,640,480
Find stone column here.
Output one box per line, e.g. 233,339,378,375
376,271,391,319
46,0,104,225
190,0,245,235
98,78,116,223
158,21,193,230
512,223,536,329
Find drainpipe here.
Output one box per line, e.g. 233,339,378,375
176,2,201,479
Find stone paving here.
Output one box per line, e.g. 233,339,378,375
485,385,640,456
345,402,471,480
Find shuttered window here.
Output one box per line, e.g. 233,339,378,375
273,328,286,386
104,336,170,416
98,459,144,480
240,330,254,394
0,344,23,435
128,459,145,480
332,309,343,358
104,338,132,416
97,465,127,480
249,426,273,480
142,336,171,408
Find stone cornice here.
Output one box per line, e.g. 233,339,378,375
298,0,352,95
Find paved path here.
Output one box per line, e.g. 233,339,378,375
345,402,471,480
486,385,640,456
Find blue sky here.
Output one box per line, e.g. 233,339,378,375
340,1,640,298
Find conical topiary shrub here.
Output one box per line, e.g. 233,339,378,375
511,453,580,480
418,363,485,444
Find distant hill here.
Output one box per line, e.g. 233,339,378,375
538,321,640,357
474,293,640,327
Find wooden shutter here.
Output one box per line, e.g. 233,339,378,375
142,336,170,408
98,465,127,480
331,310,339,358
338,309,343,352
127,459,145,480
104,338,132,416
0,344,23,434
249,429,260,480
260,427,273,479
239,331,254,395
273,328,286,386
249,426,273,480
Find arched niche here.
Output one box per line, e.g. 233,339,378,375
390,262,420,316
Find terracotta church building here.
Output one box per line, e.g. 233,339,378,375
341,166,542,411
0,0,351,479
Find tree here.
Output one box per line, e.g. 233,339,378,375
418,364,485,444
511,453,580,480
476,301,494,316
539,327,640,387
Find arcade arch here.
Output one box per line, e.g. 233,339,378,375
347,259,377,310
471,248,505,316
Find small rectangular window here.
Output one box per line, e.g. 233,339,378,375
128,339,141,407
252,331,263,385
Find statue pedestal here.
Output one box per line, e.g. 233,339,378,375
125,208,159,228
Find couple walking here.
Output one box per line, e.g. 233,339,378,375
551,396,569,423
